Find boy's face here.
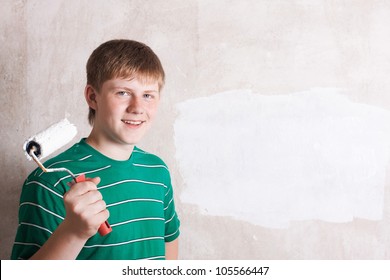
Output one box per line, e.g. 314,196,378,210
88,77,160,148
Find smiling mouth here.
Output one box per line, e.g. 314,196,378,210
122,120,144,126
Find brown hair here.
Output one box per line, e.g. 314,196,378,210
86,39,165,125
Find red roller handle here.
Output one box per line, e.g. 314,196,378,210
74,174,112,236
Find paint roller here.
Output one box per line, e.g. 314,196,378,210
23,118,112,236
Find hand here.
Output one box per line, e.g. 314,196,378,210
62,177,109,240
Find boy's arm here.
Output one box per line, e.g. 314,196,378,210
165,238,179,260
30,177,108,260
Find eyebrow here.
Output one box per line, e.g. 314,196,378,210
113,86,159,94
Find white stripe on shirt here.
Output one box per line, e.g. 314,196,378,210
133,163,169,170
110,217,165,227
83,236,164,248
53,165,112,187
26,181,63,198
20,202,64,220
107,198,163,208
98,179,167,190
19,222,53,234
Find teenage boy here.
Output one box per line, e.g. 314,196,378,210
11,39,180,260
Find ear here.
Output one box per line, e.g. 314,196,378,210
84,85,98,110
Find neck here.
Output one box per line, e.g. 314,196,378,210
86,132,134,161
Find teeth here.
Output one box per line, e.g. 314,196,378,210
123,120,142,125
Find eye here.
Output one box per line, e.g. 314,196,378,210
117,91,130,97
143,93,155,99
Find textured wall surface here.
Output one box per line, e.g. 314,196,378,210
1,0,390,260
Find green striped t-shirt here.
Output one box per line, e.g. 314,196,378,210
11,139,180,260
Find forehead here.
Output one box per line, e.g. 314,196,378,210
101,78,160,92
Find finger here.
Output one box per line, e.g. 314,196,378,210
84,199,107,216
96,209,110,224
86,177,101,186
64,191,105,220
76,189,103,206
79,205,110,228
66,179,99,197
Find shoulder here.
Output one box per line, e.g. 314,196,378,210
132,147,172,185
132,147,169,169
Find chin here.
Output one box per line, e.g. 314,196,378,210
121,137,142,146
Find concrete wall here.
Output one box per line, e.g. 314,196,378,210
1,0,390,259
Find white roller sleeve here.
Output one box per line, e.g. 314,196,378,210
23,118,77,160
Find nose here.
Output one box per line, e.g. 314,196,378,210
127,96,144,114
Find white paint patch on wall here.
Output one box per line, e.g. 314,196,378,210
174,88,390,228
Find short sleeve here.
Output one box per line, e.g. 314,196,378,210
163,171,180,242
